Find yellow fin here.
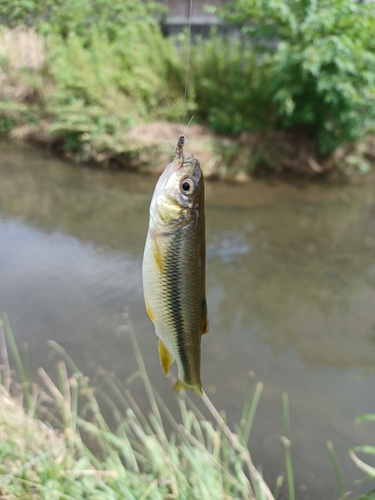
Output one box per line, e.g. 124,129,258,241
145,299,154,323
158,339,173,375
173,379,203,397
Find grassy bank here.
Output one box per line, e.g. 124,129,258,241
0,316,280,500
1,314,375,499
1,0,375,178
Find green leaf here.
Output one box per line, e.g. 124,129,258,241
356,414,375,424
350,452,375,478
351,446,375,456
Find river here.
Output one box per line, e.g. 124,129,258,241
1,140,375,499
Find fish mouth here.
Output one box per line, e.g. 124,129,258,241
173,153,199,172
176,153,195,169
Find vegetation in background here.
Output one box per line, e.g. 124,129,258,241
0,0,186,165
188,33,275,135
1,0,375,174
0,0,164,38
215,0,375,154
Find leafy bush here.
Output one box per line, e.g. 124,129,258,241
0,0,185,163
189,32,275,134
217,0,375,152
0,0,164,39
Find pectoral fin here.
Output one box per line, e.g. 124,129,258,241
158,339,173,375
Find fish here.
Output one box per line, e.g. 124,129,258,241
142,133,208,396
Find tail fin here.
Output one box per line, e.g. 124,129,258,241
173,378,202,397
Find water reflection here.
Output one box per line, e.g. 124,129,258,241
1,141,375,499
207,199,375,369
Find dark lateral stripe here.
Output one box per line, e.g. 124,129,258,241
165,230,190,383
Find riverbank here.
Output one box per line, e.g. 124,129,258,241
7,120,375,181
1,25,375,181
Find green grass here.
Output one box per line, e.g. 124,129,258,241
0,315,278,500
349,414,375,499
3,309,374,499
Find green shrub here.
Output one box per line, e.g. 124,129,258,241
218,0,375,152
44,27,184,155
0,0,185,161
0,0,164,40
188,32,275,134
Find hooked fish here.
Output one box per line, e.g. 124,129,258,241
142,134,208,396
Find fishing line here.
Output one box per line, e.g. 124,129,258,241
165,0,194,156
183,0,194,130
186,114,194,129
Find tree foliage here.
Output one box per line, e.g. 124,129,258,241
2,0,375,164
218,0,375,152
0,0,165,40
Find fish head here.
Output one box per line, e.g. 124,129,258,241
150,155,203,231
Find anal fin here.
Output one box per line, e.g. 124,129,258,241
158,339,173,375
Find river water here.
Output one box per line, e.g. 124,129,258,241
1,141,375,499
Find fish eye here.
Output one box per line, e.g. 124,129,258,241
181,178,194,194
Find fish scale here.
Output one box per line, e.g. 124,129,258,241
142,141,208,395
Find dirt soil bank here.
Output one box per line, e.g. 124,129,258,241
9,121,375,181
